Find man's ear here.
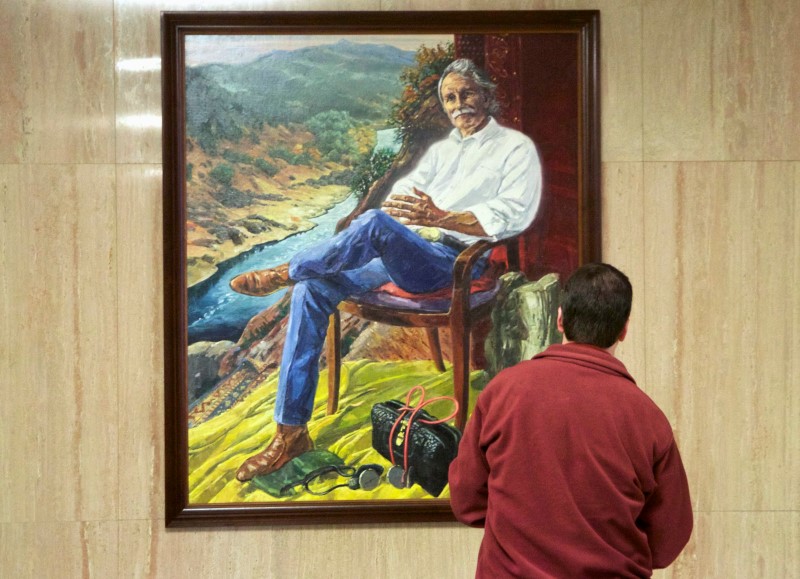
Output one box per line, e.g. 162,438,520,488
557,307,565,334
618,319,630,343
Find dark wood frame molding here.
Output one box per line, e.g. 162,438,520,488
162,9,600,527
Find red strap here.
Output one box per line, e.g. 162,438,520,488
387,385,460,477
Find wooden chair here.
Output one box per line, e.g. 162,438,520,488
325,236,522,431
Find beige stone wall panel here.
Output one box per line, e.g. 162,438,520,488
0,2,29,163
121,520,482,578
0,521,119,578
655,512,800,579
0,166,37,523
715,0,800,160
644,161,798,513
600,1,643,162
114,3,163,164
116,165,165,521
14,165,120,522
644,0,800,161
26,1,116,164
1,1,799,577
602,162,646,380
643,1,721,161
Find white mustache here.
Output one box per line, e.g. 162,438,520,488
451,107,477,119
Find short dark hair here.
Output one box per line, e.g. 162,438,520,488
561,263,632,349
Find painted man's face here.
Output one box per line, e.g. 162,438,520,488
440,73,489,137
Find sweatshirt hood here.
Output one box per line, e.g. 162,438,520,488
533,343,636,385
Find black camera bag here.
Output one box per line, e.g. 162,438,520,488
371,399,461,497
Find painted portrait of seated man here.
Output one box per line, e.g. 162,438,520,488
227,58,543,482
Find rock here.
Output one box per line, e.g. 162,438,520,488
345,325,443,363
484,272,562,378
188,340,235,404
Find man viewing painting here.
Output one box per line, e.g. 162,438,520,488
227,58,544,482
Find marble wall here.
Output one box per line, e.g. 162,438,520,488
1,0,798,577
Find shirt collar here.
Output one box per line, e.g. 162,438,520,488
534,342,637,385
448,116,500,145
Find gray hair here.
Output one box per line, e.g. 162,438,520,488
437,58,500,115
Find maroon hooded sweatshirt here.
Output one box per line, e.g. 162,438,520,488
449,343,693,578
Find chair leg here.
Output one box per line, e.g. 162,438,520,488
450,318,470,431
425,328,446,372
326,311,342,415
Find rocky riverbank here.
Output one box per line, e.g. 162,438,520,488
185,123,371,286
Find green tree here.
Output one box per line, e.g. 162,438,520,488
209,163,235,187
391,43,455,144
350,43,455,211
351,148,396,198
307,110,359,162
255,158,279,177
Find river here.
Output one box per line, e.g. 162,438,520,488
188,128,400,344
187,193,359,344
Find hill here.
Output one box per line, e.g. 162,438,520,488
186,40,415,153
183,40,418,284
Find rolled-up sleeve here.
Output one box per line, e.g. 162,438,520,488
467,140,542,241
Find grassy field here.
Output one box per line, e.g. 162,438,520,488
188,359,487,503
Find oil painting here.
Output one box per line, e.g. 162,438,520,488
162,10,600,525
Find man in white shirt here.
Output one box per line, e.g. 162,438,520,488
230,58,542,482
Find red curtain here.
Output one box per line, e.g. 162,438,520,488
455,34,581,283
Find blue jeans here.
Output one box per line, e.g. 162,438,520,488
274,209,480,425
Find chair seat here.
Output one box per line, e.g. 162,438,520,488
351,277,502,314
328,236,520,431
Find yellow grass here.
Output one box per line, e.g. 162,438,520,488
188,359,487,503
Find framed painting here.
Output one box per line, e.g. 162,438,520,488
162,10,600,526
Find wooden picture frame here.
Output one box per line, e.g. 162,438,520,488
162,10,600,527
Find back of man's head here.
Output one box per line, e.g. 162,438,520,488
561,263,632,349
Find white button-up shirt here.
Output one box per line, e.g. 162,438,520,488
388,117,542,244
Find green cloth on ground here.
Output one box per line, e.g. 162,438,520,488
250,450,345,498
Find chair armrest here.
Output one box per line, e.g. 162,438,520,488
449,235,521,310
452,239,501,285
448,238,509,313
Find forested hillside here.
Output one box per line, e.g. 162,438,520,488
186,40,414,154
183,40,419,284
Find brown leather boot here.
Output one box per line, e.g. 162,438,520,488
235,423,314,482
229,263,292,297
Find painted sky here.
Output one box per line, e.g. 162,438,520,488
186,34,454,66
